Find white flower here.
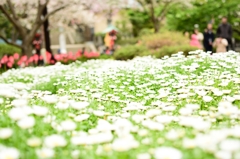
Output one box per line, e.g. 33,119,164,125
203,96,213,102
74,114,90,122
112,138,139,152
60,120,76,131
162,106,176,112
138,129,148,137
11,99,28,107
59,96,69,103
96,119,114,132
71,150,80,159
192,121,211,131
179,108,192,116
43,115,56,123
44,134,67,148
137,153,151,159
27,137,42,147
93,110,105,117
155,115,173,124
0,147,20,159
205,80,214,86
8,107,28,121
154,147,182,159
42,95,58,104
226,96,235,102
142,120,164,131
36,148,55,159
219,139,240,152
218,101,232,108
166,130,179,140
121,112,131,118
87,132,113,145
0,128,13,139
56,102,69,110
146,109,161,118
71,136,87,145
182,138,196,149
185,104,200,110
0,98,4,104
32,106,48,116
17,116,35,129
213,90,224,96
71,101,89,110
214,151,232,159
132,115,146,123
141,138,151,145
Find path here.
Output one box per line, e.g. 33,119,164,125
51,42,97,53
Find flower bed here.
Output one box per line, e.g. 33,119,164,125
0,51,240,159
0,51,101,72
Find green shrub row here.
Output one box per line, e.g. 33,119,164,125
113,45,148,60
114,31,198,60
0,44,21,57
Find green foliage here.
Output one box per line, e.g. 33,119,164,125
166,0,240,41
32,76,65,94
155,45,198,58
0,44,21,57
114,31,198,60
114,45,148,60
126,9,153,36
0,13,13,38
141,31,189,50
138,28,154,37
116,38,138,46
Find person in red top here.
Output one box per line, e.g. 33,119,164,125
109,31,117,54
32,33,44,65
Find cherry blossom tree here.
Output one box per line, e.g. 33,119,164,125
0,0,136,56
0,0,77,56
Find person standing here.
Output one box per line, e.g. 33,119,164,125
213,37,228,53
32,33,44,65
203,23,215,52
190,29,202,49
217,17,233,51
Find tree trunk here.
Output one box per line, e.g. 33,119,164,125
43,6,56,63
43,6,52,53
153,22,159,33
22,42,32,57
21,38,33,57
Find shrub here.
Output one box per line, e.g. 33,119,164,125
141,31,189,50
155,45,198,58
114,45,148,60
116,38,138,46
0,44,21,57
138,28,154,37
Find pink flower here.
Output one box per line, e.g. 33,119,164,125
13,53,20,60
7,62,13,68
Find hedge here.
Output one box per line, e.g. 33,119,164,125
0,44,21,57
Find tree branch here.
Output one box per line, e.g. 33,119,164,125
0,34,22,48
157,1,172,18
0,6,19,30
0,5,26,36
135,0,147,12
149,0,156,22
6,0,18,20
41,4,70,23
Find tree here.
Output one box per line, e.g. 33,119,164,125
0,0,75,56
133,0,191,33
166,0,240,41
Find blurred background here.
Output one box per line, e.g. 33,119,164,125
0,0,239,59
